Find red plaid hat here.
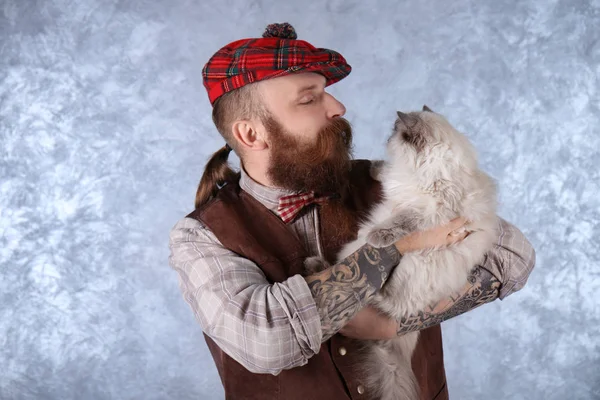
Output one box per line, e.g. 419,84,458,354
202,22,352,106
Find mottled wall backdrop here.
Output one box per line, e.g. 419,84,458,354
1,0,599,399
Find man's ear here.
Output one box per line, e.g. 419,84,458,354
231,120,268,151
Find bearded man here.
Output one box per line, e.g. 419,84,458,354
168,23,535,400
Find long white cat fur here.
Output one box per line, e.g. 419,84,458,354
327,107,498,400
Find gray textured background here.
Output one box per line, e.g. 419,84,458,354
1,0,599,399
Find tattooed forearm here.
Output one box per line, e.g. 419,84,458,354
305,243,401,342
395,266,502,336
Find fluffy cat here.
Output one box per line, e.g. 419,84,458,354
305,105,499,400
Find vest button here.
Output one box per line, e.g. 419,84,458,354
338,346,347,356
357,384,365,394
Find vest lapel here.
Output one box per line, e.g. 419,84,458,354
191,182,309,282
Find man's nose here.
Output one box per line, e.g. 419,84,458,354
325,93,346,119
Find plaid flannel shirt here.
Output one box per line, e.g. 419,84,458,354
168,166,536,374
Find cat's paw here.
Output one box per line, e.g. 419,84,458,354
366,228,400,248
303,256,330,275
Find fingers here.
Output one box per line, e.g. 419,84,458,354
398,217,471,253
446,217,469,245
447,217,468,231
447,230,469,245
449,226,466,236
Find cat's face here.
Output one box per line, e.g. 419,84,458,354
386,105,478,175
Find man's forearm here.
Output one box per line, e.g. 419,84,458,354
395,218,535,335
396,266,501,335
305,243,401,341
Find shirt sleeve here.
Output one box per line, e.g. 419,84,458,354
478,217,537,300
168,217,323,375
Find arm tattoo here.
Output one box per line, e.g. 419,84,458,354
396,266,502,336
305,243,401,342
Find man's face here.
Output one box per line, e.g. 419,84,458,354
257,73,354,195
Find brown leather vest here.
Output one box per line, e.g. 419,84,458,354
186,160,449,400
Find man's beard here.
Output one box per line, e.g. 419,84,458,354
263,114,354,195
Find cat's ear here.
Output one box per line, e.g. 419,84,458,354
396,111,418,126
422,105,433,112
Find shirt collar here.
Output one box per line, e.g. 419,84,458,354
239,166,297,212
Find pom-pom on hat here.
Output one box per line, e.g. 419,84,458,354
202,22,351,106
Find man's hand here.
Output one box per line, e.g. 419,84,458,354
394,217,469,254
338,305,398,340
340,267,501,340
305,218,471,342
338,218,472,340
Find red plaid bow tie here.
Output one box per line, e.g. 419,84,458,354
277,192,333,224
